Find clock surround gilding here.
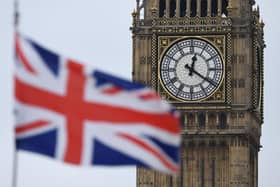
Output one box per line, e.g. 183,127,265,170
158,37,225,102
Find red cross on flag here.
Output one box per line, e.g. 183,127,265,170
15,33,181,174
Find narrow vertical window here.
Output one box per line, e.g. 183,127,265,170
188,113,195,128
219,113,227,129
180,153,184,187
201,0,208,17
138,0,145,19
208,113,216,128
222,0,228,16
180,0,187,17
211,0,218,16
201,159,205,187
184,114,188,129
211,159,215,187
190,0,197,17
159,0,166,17
198,113,206,128
170,0,176,17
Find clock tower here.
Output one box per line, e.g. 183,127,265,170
131,0,264,186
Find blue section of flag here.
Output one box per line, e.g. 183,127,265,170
29,40,60,76
93,70,144,90
92,139,148,167
145,136,180,163
16,130,57,158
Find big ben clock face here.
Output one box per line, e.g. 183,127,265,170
159,38,224,102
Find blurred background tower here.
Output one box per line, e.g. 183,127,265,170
131,0,265,186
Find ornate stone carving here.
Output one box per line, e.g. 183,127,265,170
132,1,264,187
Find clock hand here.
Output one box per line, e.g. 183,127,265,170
191,54,197,69
185,64,218,87
189,54,197,76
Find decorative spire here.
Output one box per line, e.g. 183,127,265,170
152,0,157,8
150,0,158,18
260,19,265,28
132,9,137,18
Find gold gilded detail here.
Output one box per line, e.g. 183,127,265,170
157,35,227,104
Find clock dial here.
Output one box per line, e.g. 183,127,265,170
159,38,224,101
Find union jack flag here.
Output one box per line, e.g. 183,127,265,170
14,33,181,174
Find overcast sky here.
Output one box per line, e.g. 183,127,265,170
0,0,279,187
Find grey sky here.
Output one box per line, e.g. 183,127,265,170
0,0,278,186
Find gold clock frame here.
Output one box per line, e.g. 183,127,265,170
151,34,232,107
158,36,226,103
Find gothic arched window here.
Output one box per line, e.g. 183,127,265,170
180,0,187,17
211,0,218,17
170,0,176,17
159,0,165,17
190,0,197,17
201,0,208,17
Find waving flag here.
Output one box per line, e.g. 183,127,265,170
14,33,181,174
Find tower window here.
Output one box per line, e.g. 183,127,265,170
159,0,165,17
198,113,206,128
201,159,205,187
187,113,195,127
190,0,197,17
201,0,208,17
180,0,187,17
222,0,228,16
208,113,216,128
184,114,188,128
211,0,218,17
170,0,176,17
138,0,145,19
211,159,215,187
219,113,227,129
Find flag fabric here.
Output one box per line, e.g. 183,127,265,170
14,33,181,174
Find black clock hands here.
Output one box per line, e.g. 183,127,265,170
187,54,197,76
185,64,218,87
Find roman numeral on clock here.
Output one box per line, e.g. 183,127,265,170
200,44,208,55
200,84,208,96
167,55,178,62
206,78,218,87
206,54,219,62
170,77,178,83
190,86,194,100
168,68,176,72
209,68,222,71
